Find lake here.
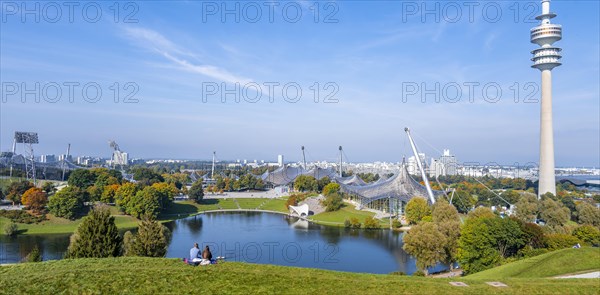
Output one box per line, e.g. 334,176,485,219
0,212,447,274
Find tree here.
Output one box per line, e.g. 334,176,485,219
101,184,120,204
572,225,600,246
322,182,340,197
457,216,525,274
322,192,343,212
151,182,178,209
405,197,431,224
21,187,48,213
540,198,570,232
576,202,600,227
47,186,86,220
486,217,525,258
514,193,540,223
5,180,34,205
468,206,496,220
126,187,162,219
402,222,446,275
457,218,501,274
115,182,138,212
317,177,331,192
131,167,164,186
188,180,204,204
65,205,122,258
294,175,318,192
41,182,56,195
123,218,170,257
432,200,461,268
68,169,96,189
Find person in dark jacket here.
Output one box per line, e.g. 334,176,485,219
202,245,213,260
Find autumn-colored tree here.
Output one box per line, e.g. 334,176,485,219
101,184,120,204
405,197,431,224
21,187,48,213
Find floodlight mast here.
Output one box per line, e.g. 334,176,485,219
14,132,39,185
404,128,436,204
61,143,71,181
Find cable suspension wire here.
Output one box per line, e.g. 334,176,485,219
413,130,444,157
470,176,513,207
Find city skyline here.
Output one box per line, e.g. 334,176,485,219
1,1,599,166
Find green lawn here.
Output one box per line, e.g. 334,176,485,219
1,257,598,294
259,198,289,213
236,198,268,209
466,247,600,279
216,198,239,210
0,213,140,235
310,203,377,226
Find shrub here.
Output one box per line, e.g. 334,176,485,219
364,216,380,229
322,192,343,212
344,219,351,228
412,270,425,276
517,246,548,258
0,210,46,224
4,222,18,236
392,219,402,229
545,234,581,251
389,271,406,276
286,195,298,208
124,218,171,257
572,225,600,246
65,205,122,258
24,246,42,262
349,217,361,229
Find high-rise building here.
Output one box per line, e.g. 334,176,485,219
440,149,457,176
407,153,426,175
40,154,56,163
277,154,284,167
531,0,562,197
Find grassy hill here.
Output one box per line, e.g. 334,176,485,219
1,257,599,294
466,247,600,279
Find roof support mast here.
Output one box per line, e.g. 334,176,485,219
339,146,343,177
211,151,216,179
301,146,307,171
404,128,436,204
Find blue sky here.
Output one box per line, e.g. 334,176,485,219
1,1,598,166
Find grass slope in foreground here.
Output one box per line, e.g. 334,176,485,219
466,247,600,279
1,257,599,295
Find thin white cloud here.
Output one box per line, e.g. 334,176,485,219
122,27,252,84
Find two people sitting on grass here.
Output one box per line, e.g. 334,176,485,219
188,243,214,265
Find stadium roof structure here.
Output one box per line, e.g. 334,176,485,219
335,174,367,186
339,165,444,205
260,165,337,186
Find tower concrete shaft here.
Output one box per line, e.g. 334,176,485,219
538,70,556,196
